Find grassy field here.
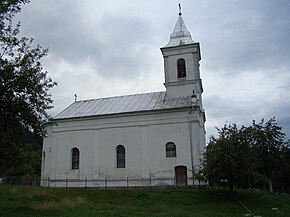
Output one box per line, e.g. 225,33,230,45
0,186,289,217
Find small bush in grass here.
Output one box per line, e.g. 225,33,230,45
8,187,18,194
33,196,88,210
61,196,88,207
33,201,59,210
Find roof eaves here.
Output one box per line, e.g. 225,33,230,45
53,105,192,122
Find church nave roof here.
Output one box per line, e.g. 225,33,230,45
55,91,192,120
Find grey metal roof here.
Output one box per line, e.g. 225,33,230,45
164,15,195,48
54,91,192,120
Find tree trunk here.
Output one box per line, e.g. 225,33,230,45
269,178,273,192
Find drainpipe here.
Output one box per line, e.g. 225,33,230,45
188,93,198,183
188,110,194,178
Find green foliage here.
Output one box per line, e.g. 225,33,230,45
0,0,57,176
203,123,257,191
249,118,286,190
202,118,289,192
276,142,290,192
0,1,30,22
192,166,206,186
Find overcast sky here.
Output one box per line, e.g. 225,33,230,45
16,0,290,141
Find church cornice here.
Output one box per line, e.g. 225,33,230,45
160,42,201,61
161,42,199,51
164,79,203,93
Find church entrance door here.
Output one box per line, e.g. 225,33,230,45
175,166,187,187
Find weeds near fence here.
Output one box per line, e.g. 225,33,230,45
33,196,88,210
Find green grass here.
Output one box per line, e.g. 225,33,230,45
0,186,289,217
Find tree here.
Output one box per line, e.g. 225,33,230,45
0,0,57,175
279,141,290,192
203,123,257,192
249,118,285,192
203,118,287,192
192,166,206,188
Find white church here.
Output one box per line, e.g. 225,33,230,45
41,9,206,188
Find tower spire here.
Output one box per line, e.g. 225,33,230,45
163,5,195,48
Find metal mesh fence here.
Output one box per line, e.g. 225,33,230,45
40,177,195,188
0,175,196,188
1,176,287,193
0,175,40,187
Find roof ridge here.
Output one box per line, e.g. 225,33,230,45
74,91,165,103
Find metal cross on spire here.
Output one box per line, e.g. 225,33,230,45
178,3,182,16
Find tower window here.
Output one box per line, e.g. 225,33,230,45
177,58,186,78
116,145,125,168
71,147,80,170
166,142,177,157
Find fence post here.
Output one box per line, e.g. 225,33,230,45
127,177,129,189
85,177,87,188
149,176,151,190
48,177,50,188
174,176,176,188
66,177,68,188
105,177,107,189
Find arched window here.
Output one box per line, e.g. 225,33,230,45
116,145,125,168
166,142,176,157
42,151,46,172
177,58,186,78
71,148,80,170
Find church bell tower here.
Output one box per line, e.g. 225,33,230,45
161,6,203,106
161,7,206,170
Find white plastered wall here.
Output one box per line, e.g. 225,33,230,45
41,109,205,187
